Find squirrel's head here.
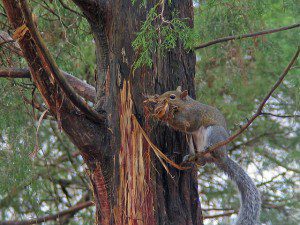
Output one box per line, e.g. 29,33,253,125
143,86,190,122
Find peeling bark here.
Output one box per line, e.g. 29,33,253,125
98,1,202,224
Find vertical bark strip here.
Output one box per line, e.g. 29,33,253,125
116,81,155,225
92,164,111,225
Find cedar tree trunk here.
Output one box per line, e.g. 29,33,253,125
2,0,203,224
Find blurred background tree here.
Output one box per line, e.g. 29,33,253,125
0,0,299,224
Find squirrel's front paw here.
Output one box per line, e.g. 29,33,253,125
182,153,196,163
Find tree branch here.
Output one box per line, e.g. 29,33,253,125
195,47,300,160
19,0,105,122
72,0,110,109
203,211,236,219
259,149,300,173
57,0,83,17
0,30,23,56
71,0,108,23
0,68,96,102
228,131,283,153
3,0,60,112
195,23,300,50
261,112,300,118
0,38,14,46
0,201,94,225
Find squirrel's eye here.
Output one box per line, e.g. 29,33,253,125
170,94,176,100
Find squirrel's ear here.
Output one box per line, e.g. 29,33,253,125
176,86,182,92
180,90,188,100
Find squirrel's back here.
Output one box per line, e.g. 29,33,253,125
186,97,227,129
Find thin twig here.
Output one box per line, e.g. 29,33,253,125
195,23,300,50
261,112,300,118
0,201,94,225
196,47,300,159
58,0,83,17
203,211,236,219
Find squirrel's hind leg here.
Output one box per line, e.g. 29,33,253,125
182,135,196,163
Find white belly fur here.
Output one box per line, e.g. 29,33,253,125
191,126,211,153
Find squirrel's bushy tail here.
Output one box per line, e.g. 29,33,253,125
216,157,261,225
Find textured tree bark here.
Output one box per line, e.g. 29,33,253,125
2,0,203,224
97,1,202,224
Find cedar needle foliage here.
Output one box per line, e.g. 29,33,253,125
132,1,196,69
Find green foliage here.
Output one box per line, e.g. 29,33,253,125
132,3,196,69
131,0,147,7
194,0,299,224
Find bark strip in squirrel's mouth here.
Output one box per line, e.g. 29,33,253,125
154,102,169,119
143,96,178,121
143,96,170,120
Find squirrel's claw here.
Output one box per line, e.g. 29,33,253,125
204,144,213,151
182,153,207,167
182,153,196,163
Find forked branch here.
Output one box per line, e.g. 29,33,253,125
19,0,105,122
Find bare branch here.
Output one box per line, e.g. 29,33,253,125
19,0,105,122
202,202,287,219
0,68,96,102
203,211,236,219
228,131,283,152
195,47,300,160
0,201,94,225
195,23,300,50
261,112,300,118
0,68,30,78
57,0,83,17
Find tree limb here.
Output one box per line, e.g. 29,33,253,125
19,0,105,122
72,0,110,109
195,23,300,50
0,201,94,225
0,68,96,102
261,112,300,118
3,0,60,112
259,149,300,173
0,30,23,56
228,131,283,153
57,0,83,17
71,0,108,23
0,38,14,46
203,211,236,219
195,47,300,160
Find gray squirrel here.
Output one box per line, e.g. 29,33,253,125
144,86,261,225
